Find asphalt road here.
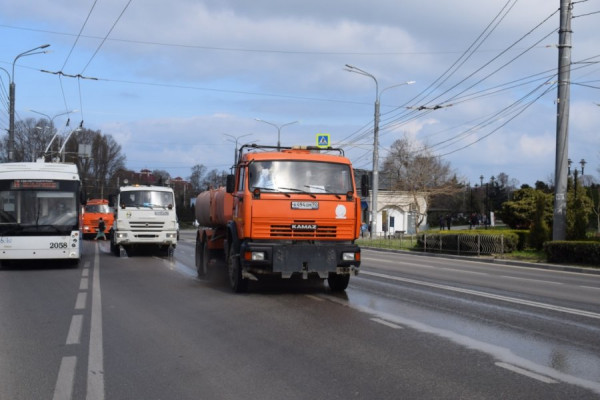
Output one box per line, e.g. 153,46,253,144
1,230,599,399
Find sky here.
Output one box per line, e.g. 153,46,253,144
1,0,598,188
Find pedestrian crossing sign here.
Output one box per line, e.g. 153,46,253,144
316,133,330,148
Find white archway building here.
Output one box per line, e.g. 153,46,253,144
363,191,428,236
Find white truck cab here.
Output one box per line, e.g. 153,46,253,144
110,185,178,255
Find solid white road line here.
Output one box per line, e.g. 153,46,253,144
495,362,558,384
371,318,404,329
87,245,104,400
360,270,600,320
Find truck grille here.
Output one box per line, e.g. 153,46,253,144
270,220,337,239
129,221,165,231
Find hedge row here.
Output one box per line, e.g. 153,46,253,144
544,241,600,267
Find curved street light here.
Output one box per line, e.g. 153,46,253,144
223,133,253,164
30,109,79,158
255,118,298,149
8,44,51,161
345,64,414,238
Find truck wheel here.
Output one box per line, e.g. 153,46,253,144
201,241,212,278
228,243,248,293
327,273,350,292
110,238,119,256
196,239,207,278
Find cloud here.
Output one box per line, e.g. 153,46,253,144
1,0,597,186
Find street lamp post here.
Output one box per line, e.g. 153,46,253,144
30,109,77,159
255,119,298,149
223,133,253,164
8,44,51,161
345,64,414,238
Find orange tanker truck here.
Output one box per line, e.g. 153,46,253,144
82,198,114,239
195,144,363,292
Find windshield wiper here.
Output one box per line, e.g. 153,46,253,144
279,187,316,199
252,187,291,197
304,185,342,199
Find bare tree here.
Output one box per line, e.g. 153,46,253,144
152,169,171,186
201,169,227,190
188,164,207,194
381,136,461,232
71,129,126,198
1,117,56,162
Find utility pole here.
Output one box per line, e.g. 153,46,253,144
344,64,414,239
552,0,573,240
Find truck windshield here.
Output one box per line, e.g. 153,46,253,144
120,190,174,208
0,182,79,234
248,161,353,194
85,204,111,213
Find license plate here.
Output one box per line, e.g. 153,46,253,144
291,201,319,210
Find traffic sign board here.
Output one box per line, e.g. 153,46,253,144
316,133,330,148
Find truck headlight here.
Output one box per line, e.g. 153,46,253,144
342,252,360,261
166,233,177,239
245,251,265,261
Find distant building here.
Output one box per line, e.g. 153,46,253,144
362,190,427,236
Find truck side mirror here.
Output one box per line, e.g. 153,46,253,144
226,174,235,193
80,190,87,206
108,194,116,208
361,175,369,198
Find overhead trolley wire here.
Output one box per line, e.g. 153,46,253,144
336,0,523,163
80,0,133,75
372,6,563,161
62,0,99,71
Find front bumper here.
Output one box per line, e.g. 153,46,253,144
113,230,178,246
239,241,360,279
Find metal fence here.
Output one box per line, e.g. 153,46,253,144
420,233,506,256
358,233,511,256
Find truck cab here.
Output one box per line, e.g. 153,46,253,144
227,145,362,291
82,199,114,239
109,185,178,255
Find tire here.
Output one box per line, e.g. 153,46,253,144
110,237,119,256
196,237,207,278
201,240,211,278
227,242,248,293
327,273,350,292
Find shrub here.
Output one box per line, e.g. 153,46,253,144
529,191,551,250
544,241,600,267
